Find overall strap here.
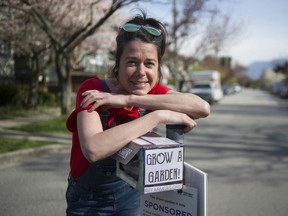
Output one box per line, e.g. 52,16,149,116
101,79,109,92
99,79,110,129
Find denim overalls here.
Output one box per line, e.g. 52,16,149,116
66,80,140,216
66,158,140,216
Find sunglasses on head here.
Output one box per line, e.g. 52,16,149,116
121,23,161,36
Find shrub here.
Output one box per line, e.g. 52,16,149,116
37,90,57,106
0,84,20,106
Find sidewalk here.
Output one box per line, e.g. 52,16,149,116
0,113,71,167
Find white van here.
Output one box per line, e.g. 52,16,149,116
189,70,223,104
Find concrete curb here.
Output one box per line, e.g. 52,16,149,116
0,144,70,168
0,112,70,168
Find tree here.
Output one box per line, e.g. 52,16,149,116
0,1,51,108
274,62,288,82
193,12,244,58
1,0,245,111
156,0,244,90
1,0,153,114
167,0,206,89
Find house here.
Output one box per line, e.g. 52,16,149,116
260,68,285,90
0,41,14,83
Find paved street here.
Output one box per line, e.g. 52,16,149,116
182,88,288,216
0,88,288,216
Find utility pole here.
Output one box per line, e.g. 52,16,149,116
172,0,180,90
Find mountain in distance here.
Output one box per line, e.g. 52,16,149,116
245,57,288,81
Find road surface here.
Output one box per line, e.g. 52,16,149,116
1,88,288,216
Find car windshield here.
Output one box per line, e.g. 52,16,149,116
192,84,211,89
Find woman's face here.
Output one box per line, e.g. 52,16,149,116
117,39,159,95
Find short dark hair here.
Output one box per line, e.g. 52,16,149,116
110,9,167,81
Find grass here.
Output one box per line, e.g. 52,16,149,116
8,115,69,135
0,138,60,154
0,106,60,120
0,106,70,154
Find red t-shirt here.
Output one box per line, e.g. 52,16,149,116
66,77,170,178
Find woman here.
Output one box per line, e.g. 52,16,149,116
66,10,210,216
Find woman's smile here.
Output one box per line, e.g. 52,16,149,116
129,80,149,88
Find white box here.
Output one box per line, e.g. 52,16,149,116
113,132,184,194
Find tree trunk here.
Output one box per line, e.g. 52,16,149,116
60,54,72,115
60,75,72,115
55,52,72,115
27,55,39,108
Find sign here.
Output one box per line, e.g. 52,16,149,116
183,162,207,216
141,185,198,216
144,148,183,194
140,162,207,216
145,148,183,185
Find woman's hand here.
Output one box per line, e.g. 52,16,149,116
155,110,197,133
80,90,128,112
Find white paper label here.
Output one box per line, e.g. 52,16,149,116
141,136,179,145
144,147,183,185
133,138,151,146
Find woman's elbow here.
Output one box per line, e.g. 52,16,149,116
201,100,211,117
194,100,211,119
81,144,102,163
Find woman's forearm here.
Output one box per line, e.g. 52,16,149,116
128,92,210,119
78,110,163,162
80,90,210,119
78,109,197,163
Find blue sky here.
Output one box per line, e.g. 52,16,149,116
135,0,288,66
220,0,288,66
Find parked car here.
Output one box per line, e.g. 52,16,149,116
223,83,241,95
271,80,285,95
279,84,288,99
190,83,223,104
